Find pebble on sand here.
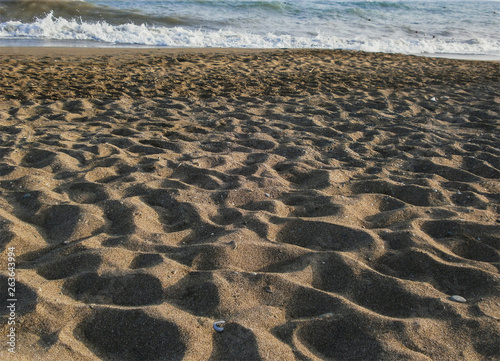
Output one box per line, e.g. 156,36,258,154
213,321,226,332
449,295,466,303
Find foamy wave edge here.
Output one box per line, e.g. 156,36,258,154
1,12,499,56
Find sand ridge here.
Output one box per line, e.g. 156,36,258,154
0,48,499,360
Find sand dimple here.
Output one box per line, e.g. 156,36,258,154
275,218,375,251
76,309,186,361
63,272,164,306
0,49,499,361
66,182,108,204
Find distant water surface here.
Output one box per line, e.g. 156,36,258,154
0,0,498,59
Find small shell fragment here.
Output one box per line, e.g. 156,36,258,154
318,312,334,319
213,321,226,332
449,295,466,303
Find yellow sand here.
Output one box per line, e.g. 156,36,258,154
0,48,499,360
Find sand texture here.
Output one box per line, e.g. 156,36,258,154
0,48,499,360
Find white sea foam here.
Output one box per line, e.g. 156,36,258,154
0,10,499,58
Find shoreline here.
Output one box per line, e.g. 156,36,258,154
0,44,499,62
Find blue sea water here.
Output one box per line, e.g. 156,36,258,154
0,0,499,58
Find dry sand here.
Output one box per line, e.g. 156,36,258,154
0,47,499,361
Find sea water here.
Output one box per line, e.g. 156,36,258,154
0,0,498,59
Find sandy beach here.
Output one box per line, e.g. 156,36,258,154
0,47,499,360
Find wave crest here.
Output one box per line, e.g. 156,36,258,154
0,10,498,57
0,0,190,26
